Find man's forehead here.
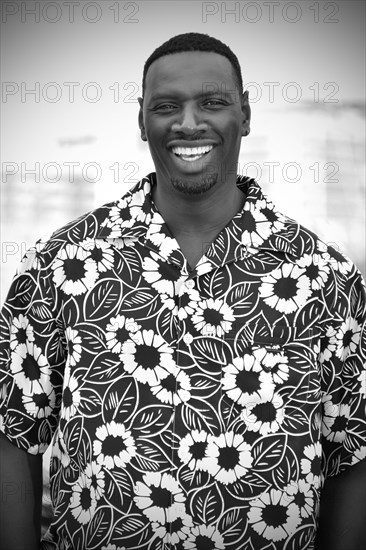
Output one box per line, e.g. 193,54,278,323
146,51,234,81
144,51,237,96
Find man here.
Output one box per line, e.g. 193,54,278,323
1,32,365,550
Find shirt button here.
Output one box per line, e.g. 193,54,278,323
185,280,195,290
183,334,193,345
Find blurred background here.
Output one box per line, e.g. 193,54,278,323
1,0,365,299
1,0,365,534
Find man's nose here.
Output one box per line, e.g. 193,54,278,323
171,105,208,133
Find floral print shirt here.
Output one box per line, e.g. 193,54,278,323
1,172,366,550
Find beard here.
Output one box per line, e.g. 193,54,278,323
170,172,218,195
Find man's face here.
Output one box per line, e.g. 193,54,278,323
138,51,250,195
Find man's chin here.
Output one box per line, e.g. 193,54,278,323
170,173,218,195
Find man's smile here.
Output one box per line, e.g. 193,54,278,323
170,144,215,162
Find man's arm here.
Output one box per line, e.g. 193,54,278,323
315,458,366,550
0,432,43,550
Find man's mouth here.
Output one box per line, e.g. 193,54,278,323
170,144,214,162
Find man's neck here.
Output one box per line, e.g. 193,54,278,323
151,174,246,238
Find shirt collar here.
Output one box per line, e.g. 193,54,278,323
96,172,301,273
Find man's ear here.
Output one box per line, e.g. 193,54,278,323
241,90,251,137
138,97,147,142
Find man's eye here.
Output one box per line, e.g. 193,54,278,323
155,104,176,111
205,100,224,106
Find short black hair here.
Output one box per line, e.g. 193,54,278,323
142,32,243,97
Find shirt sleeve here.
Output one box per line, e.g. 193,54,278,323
320,251,366,478
0,239,66,454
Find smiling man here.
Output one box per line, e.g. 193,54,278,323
1,32,366,550
138,46,250,271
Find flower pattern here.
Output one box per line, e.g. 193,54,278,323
9,314,34,350
10,341,51,394
149,364,192,405
65,326,82,366
178,429,210,471
259,263,312,314
297,253,330,291
247,488,301,541
335,318,361,361
184,524,225,549
301,442,322,487
191,298,235,337
105,314,140,354
52,243,99,295
243,392,286,436
202,431,253,484
152,507,193,545
0,172,365,550
82,237,114,272
285,479,315,519
93,421,136,469
70,472,97,525
134,472,185,523
322,397,351,443
120,329,176,385
221,354,275,406
319,325,338,363
61,370,81,421
22,384,56,419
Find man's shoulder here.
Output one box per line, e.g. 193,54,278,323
247,179,342,264
48,175,153,243
50,200,116,242
34,201,115,253
20,180,145,270
274,207,361,283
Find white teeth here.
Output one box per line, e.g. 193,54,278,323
179,155,204,162
171,145,214,156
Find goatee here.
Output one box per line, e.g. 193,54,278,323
170,173,218,195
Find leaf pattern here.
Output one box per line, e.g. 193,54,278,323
132,438,174,472
84,278,122,321
252,434,287,471
189,483,224,524
181,399,222,435
86,351,123,384
102,376,138,424
131,405,174,438
85,506,113,549
1,172,365,549
104,468,134,514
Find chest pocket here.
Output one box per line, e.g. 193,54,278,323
220,324,321,435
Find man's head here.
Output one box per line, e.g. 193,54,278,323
138,32,250,196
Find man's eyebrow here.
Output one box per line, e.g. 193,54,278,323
149,90,235,101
